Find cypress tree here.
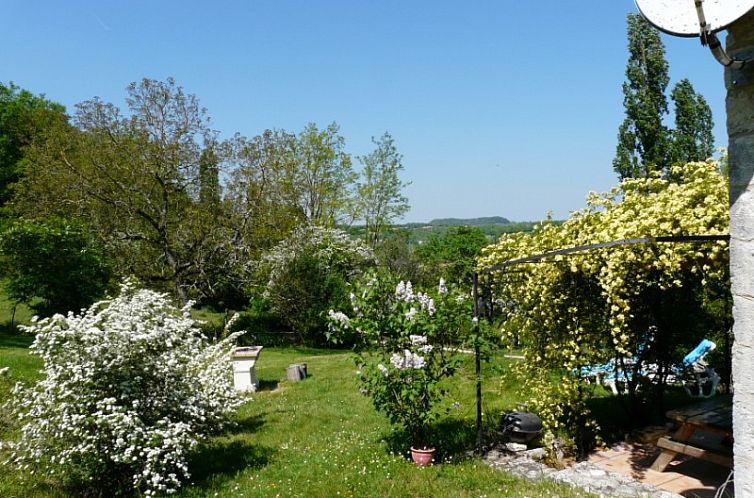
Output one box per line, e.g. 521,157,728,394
613,13,671,179
670,78,714,164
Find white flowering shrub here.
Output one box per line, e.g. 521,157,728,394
1,280,245,497
257,224,375,344
327,274,469,449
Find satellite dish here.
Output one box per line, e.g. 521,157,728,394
635,0,754,37
634,0,753,69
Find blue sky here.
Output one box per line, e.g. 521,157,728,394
1,0,729,223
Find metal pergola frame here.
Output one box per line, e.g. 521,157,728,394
469,233,730,454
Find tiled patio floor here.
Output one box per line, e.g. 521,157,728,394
587,439,733,497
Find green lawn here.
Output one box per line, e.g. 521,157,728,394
0,339,589,498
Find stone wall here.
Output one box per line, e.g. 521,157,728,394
726,8,754,497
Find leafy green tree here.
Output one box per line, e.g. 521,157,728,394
355,132,410,247
0,82,66,211
670,79,714,165
225,129,303,257
198,139,222,216
12,78,225,302
257,225,375,345
417,226,488,285
374,229,424,284
293,122,356,226
0,218,112,314
613,14,671,179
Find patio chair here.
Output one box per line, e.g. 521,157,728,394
576,327,656,393
577,335,720,398
670,338,720,399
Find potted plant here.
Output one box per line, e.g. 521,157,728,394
327,274,468,465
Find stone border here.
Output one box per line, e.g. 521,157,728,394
483,448,683,498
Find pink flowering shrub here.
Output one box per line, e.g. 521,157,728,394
1,280,245,497
327,274,469,449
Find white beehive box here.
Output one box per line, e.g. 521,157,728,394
231,346,263,392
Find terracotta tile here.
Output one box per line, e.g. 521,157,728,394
585,439,730,497
661,476,716,497
639,471,686,487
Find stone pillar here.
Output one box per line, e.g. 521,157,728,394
726,9,754,497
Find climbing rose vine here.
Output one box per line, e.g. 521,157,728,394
1,280,245,497
478,160,729,451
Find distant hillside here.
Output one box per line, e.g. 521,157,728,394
348,217,544,246
428,216,510,226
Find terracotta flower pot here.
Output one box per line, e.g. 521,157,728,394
410,446,436,466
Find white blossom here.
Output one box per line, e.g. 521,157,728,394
410,335,427,346
438,278,448,295
395,280,415,302
389,350,426,370
377,364,389,377
3,280,245,496
327,310,350,328
416,293,435,315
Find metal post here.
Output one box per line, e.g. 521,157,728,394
473,271,483,455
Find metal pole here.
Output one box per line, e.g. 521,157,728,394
473,271,483,455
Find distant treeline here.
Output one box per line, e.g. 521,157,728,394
348,218,549,246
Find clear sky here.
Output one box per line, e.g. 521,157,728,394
1,0,730,223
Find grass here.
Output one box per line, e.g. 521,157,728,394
0,339,588,498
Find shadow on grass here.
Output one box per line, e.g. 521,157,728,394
256,379,279,392
188,414,274,488
382,418,482,463
187,439,275,489
228,413,266,435
0,326,33,349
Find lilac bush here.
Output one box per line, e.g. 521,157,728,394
327,275,470,449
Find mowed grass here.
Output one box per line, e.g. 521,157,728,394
0,336,589,498
176,348,586,498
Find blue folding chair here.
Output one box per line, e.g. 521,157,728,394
670,338,720,399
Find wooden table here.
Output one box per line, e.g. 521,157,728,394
651,394,733,471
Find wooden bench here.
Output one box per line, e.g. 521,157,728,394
650,394,733,471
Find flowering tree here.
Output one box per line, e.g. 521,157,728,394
258,224,375,344
1,280,244,496
478,160,729,452
327,274,469,449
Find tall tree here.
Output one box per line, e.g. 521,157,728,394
355,132,410,247
12,78,224,302
292,122,356,226
225,129,303,256
198,139,221,216
613,13,671,179
670,78,714,164
0,82,66,212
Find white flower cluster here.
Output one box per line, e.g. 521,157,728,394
438,278,448,295
410,335,433,354
389,350,426,370
327,310,350,329
394,280,414,302
395,281,436,316
260,224,375,297
1,280,245,497
416,292,435,315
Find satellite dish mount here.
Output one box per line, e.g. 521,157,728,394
694,0,746,69
635,0,753,70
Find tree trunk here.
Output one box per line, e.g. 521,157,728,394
725,10,754,496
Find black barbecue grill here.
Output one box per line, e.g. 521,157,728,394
500,411,543,444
